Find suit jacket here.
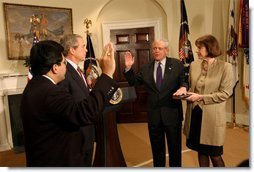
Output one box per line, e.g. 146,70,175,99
124,57,188,126
59,63,95,151
183,59,233,146
20,74,117,167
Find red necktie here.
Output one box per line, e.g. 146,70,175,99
77,67,87,87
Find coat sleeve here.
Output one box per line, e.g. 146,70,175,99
45,73,118,127
123,68,144,86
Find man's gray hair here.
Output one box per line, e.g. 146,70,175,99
152,39,169,48
60,34,83,56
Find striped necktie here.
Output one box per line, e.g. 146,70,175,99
77,66,88,87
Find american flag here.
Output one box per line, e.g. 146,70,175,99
84,34,97,75
178,0,194,82
226,0,239,87
238,0,249,49
227,26,238,59
238,0,249,100
179,46,185,61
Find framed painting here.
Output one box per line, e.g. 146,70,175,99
3,3,73,60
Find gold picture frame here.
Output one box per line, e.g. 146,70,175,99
3,3,73,60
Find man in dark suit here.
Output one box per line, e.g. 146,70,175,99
20,40,117,167
123,39,188,167
59,34,95,166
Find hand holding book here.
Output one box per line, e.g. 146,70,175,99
172,93,191,100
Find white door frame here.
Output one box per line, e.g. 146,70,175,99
102,18,162,45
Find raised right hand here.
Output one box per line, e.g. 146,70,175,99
100,42,115,78
124,51,134,70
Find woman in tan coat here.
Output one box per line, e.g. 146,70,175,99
183,35,233,167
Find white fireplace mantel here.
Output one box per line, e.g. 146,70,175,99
0,73,27,151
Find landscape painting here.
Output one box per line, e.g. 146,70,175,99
3,3,73,60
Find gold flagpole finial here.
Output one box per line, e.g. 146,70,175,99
84,18,92,35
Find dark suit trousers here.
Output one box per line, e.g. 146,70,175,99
148,122,182,167
81,125,95,167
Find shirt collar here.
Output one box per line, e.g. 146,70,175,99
66,58,79,70
155,57,166,66
43,75,56,85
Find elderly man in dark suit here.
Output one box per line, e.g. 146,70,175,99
123,39,188,167
59,34,95,166
20,40,117,167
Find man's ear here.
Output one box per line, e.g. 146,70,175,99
69,47,76,55
51,64,58,74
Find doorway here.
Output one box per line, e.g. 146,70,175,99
110,27,154,123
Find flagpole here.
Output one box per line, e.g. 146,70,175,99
227,82,243,129
229,84,237,128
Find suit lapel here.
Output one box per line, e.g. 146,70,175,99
160,58,172,91
67,64,89,94
148,60,158,91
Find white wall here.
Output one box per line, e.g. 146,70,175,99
0,0,249,151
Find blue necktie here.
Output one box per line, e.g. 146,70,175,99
156,62,162,90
